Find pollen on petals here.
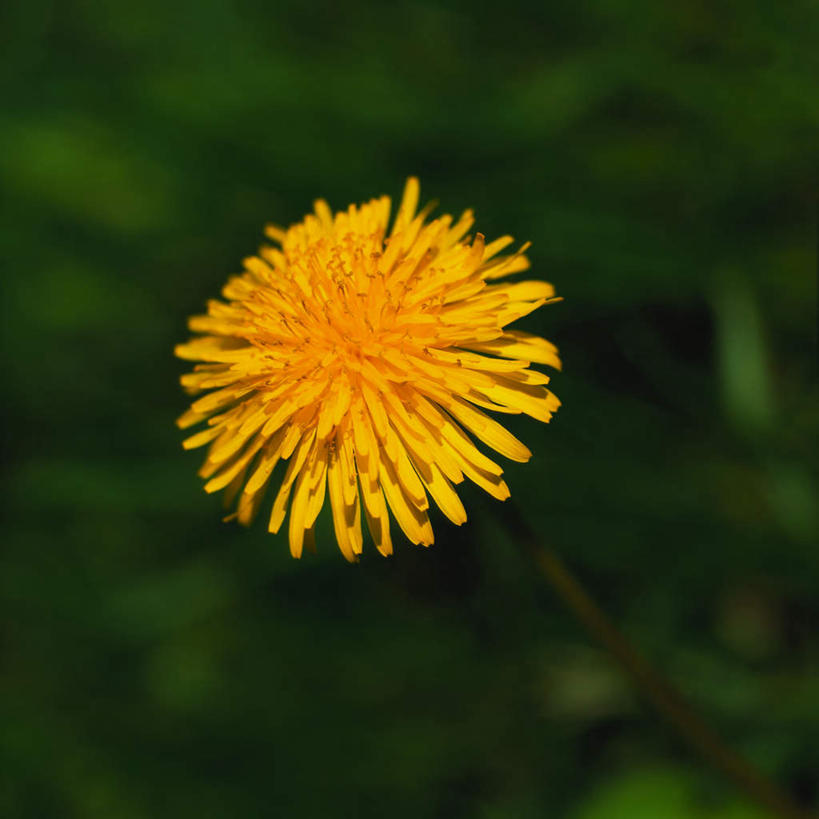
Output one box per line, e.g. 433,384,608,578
176,178,561,561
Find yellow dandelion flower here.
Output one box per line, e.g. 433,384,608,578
176,178,561,561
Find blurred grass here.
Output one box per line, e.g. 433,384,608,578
1,0,818,817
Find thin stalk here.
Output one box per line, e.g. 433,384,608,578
498,503,809,819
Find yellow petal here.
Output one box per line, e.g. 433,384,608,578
268,430,316,534
288,456,314,558
379,457,433,547
490,280,555,302
446,397,531,462
463,331,561,369
204,436,265,493
458,459,510,501
244,428,287,495
412,397,503,476
351,402,371,458
327,444,358,562
391,176,420,237
421,463,467,526
356,443,393,556
305,444,329,528
264,223,287,243
191,384,254,415
182,425,222,450
361,381,388,439
237,482,266,526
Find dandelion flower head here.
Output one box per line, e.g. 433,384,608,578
176,179,561,561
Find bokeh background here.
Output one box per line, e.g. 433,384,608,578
2,1,818,817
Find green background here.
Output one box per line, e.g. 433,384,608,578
2,1,817,816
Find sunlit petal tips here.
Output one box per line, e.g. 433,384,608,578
176,178,561,561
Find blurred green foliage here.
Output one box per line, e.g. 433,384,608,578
1,0,817,817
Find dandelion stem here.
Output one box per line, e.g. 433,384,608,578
499,503,809,819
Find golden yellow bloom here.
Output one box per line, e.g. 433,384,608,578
176,178,561,561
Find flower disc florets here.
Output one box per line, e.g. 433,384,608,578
176,178,561,561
